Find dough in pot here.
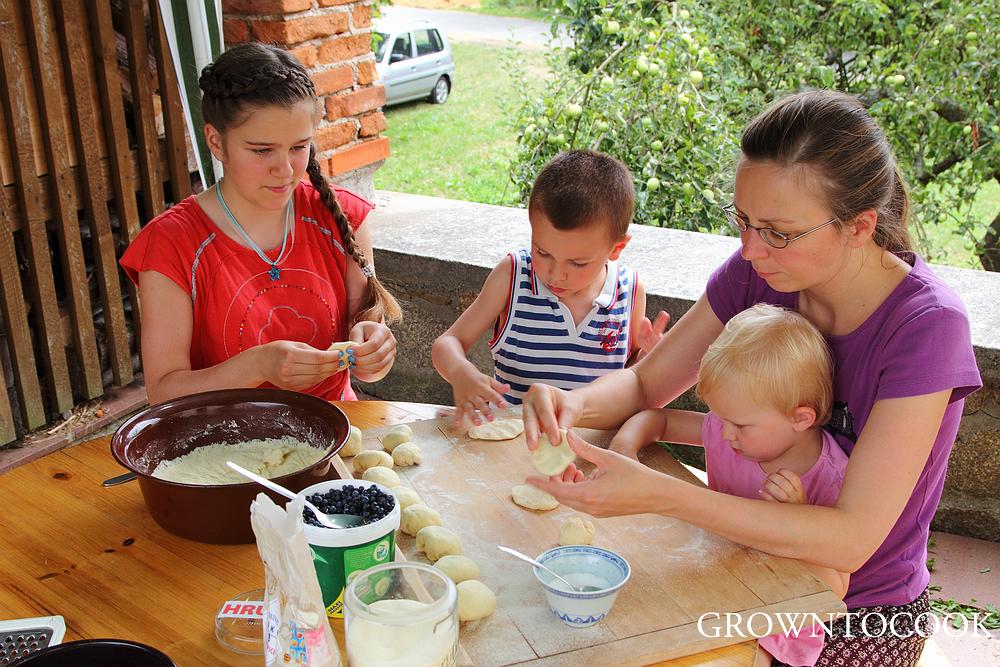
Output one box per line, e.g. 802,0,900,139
468,418,523,441
353,449,393,474
361,466,401,488
457,580,496,622
400,503,443,536
382,424,413,452
415,525,463,562
558,516,596,545
511,484,559,511
391,442,422,467
531,429,575,476
434,555,480,583
340,425,364,457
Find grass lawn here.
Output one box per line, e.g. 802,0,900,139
375,42,546,207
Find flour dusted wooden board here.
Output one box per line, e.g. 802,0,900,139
348,416,843,666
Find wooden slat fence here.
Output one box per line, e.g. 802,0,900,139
0,0,194,446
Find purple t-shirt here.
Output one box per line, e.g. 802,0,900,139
702,412,848,507
707,250,981,609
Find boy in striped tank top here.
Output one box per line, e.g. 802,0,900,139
433,150,669,427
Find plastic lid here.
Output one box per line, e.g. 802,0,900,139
214,589,265,655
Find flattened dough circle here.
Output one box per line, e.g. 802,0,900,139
531,429,574,476
468,418,524,441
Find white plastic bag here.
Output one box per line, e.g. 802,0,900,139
251,493,341,667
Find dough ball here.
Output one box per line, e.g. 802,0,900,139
353,449,393,474
392,486,422,510
434,555,480,583
415,525,463,562
340,425,364,457
467,418,524,441
400,503,442,536
511,484,559,511
558,516,596,546
391,442,422,467
456,580,496,622
361,466,401,488
382,425,413,452
328,341,358,370
531,429,575,477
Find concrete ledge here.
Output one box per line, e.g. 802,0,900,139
366,190,1000,541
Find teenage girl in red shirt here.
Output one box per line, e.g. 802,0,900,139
121,43,401,404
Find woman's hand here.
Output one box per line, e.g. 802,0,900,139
761,469,807,504
526,431,681,517
522,384,585,450
348,321,397,382
255,340,345,391
449,366,510,428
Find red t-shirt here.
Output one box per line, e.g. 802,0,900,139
120,181,373,401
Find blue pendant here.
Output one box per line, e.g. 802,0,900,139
269,265,281,281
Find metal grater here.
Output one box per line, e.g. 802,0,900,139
0,616,65,665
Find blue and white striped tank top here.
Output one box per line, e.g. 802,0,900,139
489,250,638,405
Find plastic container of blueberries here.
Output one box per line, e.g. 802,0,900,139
299,479,401,618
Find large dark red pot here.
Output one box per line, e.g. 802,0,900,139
110,388,349,544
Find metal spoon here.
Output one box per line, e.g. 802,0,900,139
497,545,600,592
225,461,364,529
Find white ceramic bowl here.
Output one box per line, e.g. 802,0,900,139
532,546,631,628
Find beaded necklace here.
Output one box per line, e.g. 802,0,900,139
215,180,294,281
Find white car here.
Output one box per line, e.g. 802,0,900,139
372,18,455,106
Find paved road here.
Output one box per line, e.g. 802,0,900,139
378,5,570,50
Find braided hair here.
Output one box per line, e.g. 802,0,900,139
199,42,401,325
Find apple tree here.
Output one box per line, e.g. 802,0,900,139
509,0,999,268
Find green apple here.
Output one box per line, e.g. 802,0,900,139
600,75,614,89
679,9,690,20
603,20,620,35
965,31,978,42
943,24,955,34
524,123,537,135
596,120,610,132
688,70,704,86
648,63,661,75
962,125,972,135
646,177,661,192
682,182,696,196
651,140,664,151
641,116,654,129
565,103,583,119
636,58,650,73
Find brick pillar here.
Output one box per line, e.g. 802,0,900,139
221,0,389,199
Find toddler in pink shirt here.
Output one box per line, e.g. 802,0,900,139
613,303,849,667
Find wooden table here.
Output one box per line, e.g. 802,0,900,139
0,401,839,665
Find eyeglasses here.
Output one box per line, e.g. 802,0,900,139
722,203,839,249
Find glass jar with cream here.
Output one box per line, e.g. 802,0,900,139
344,562,458,667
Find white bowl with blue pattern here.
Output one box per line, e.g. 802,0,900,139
532,545,631,628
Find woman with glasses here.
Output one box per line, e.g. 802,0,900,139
519,90,981,667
